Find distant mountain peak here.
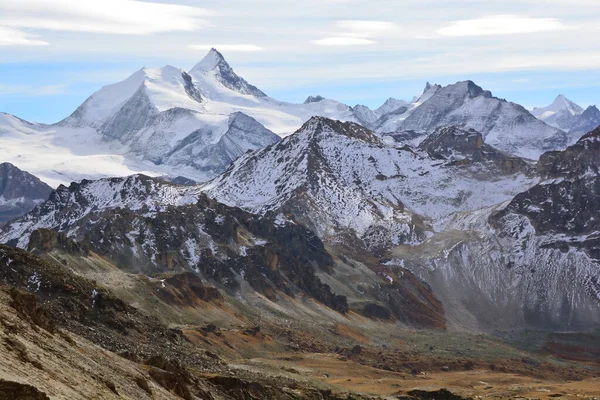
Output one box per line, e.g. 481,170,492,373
304,95,326,104
301,116,384,146
190,48,227,73
189,48,267,97
533,94,583,118
454,80,492,98
374,97,408,117
423,82,438,94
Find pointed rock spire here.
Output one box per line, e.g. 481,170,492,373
189,48,267,97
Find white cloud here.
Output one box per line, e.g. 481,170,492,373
189,44,264,52
0,0,213,35
335,20,398,37
0,27,49,46
311,19,396,46
312,37,376,46
437,15,567,37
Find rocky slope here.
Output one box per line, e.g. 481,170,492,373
0,163,52,225
206,117,536,250
0,173,448,327
492,126,600,263
384,127,600,331
381,81,567,159
3,235,597,399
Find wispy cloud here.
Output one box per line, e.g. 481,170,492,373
0,0,213,35
437,15,567,37
335,20,398,37
189,44,264,52
0,27,49,46
312,19,397,46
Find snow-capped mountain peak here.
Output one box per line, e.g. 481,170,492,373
189,48,267,97
189,47,226,72
394,80,566,159
304,95,326,104
374,97,408,117
531,95,593,135
61,65,203,129
533,94,584,118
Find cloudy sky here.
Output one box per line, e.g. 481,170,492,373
1,0,599,123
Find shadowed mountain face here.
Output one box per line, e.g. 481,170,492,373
0,172,445,328
387,127,600,332
492,126,600,261
0,163,52,225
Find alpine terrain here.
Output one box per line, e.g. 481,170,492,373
0,163,52,225
1,47,600,399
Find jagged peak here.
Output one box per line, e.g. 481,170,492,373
582,105,600,116
189,48,227,73
304,95,326,104
227,111,264,128
452,80,491,98
533,94,583,116
299,116,383,145
423,82,441,95
189,48,267,97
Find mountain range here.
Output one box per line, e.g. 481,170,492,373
1,49,596,191
532,94,600,136
3,115,599,332
1,48,600,398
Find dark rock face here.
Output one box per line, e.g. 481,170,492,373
9,288,56,334
304,95,326,104
362,303,391,320
0,379,51,400
0,163,52,225
491,127,600,261
0,174,348,314
75,195,348,313
418,126,530,175
405,388,471,400
181,71,203,103
27,228,88,255
209,48,267,97
155,272,223,306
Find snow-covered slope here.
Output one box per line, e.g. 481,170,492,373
0,163,52,225
371,84,441,133
383,127,600,331
531,95,584,131
205,117,536,250
384,81,567,159
0,49,363,186
0,174,201,248
532,96,600,141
